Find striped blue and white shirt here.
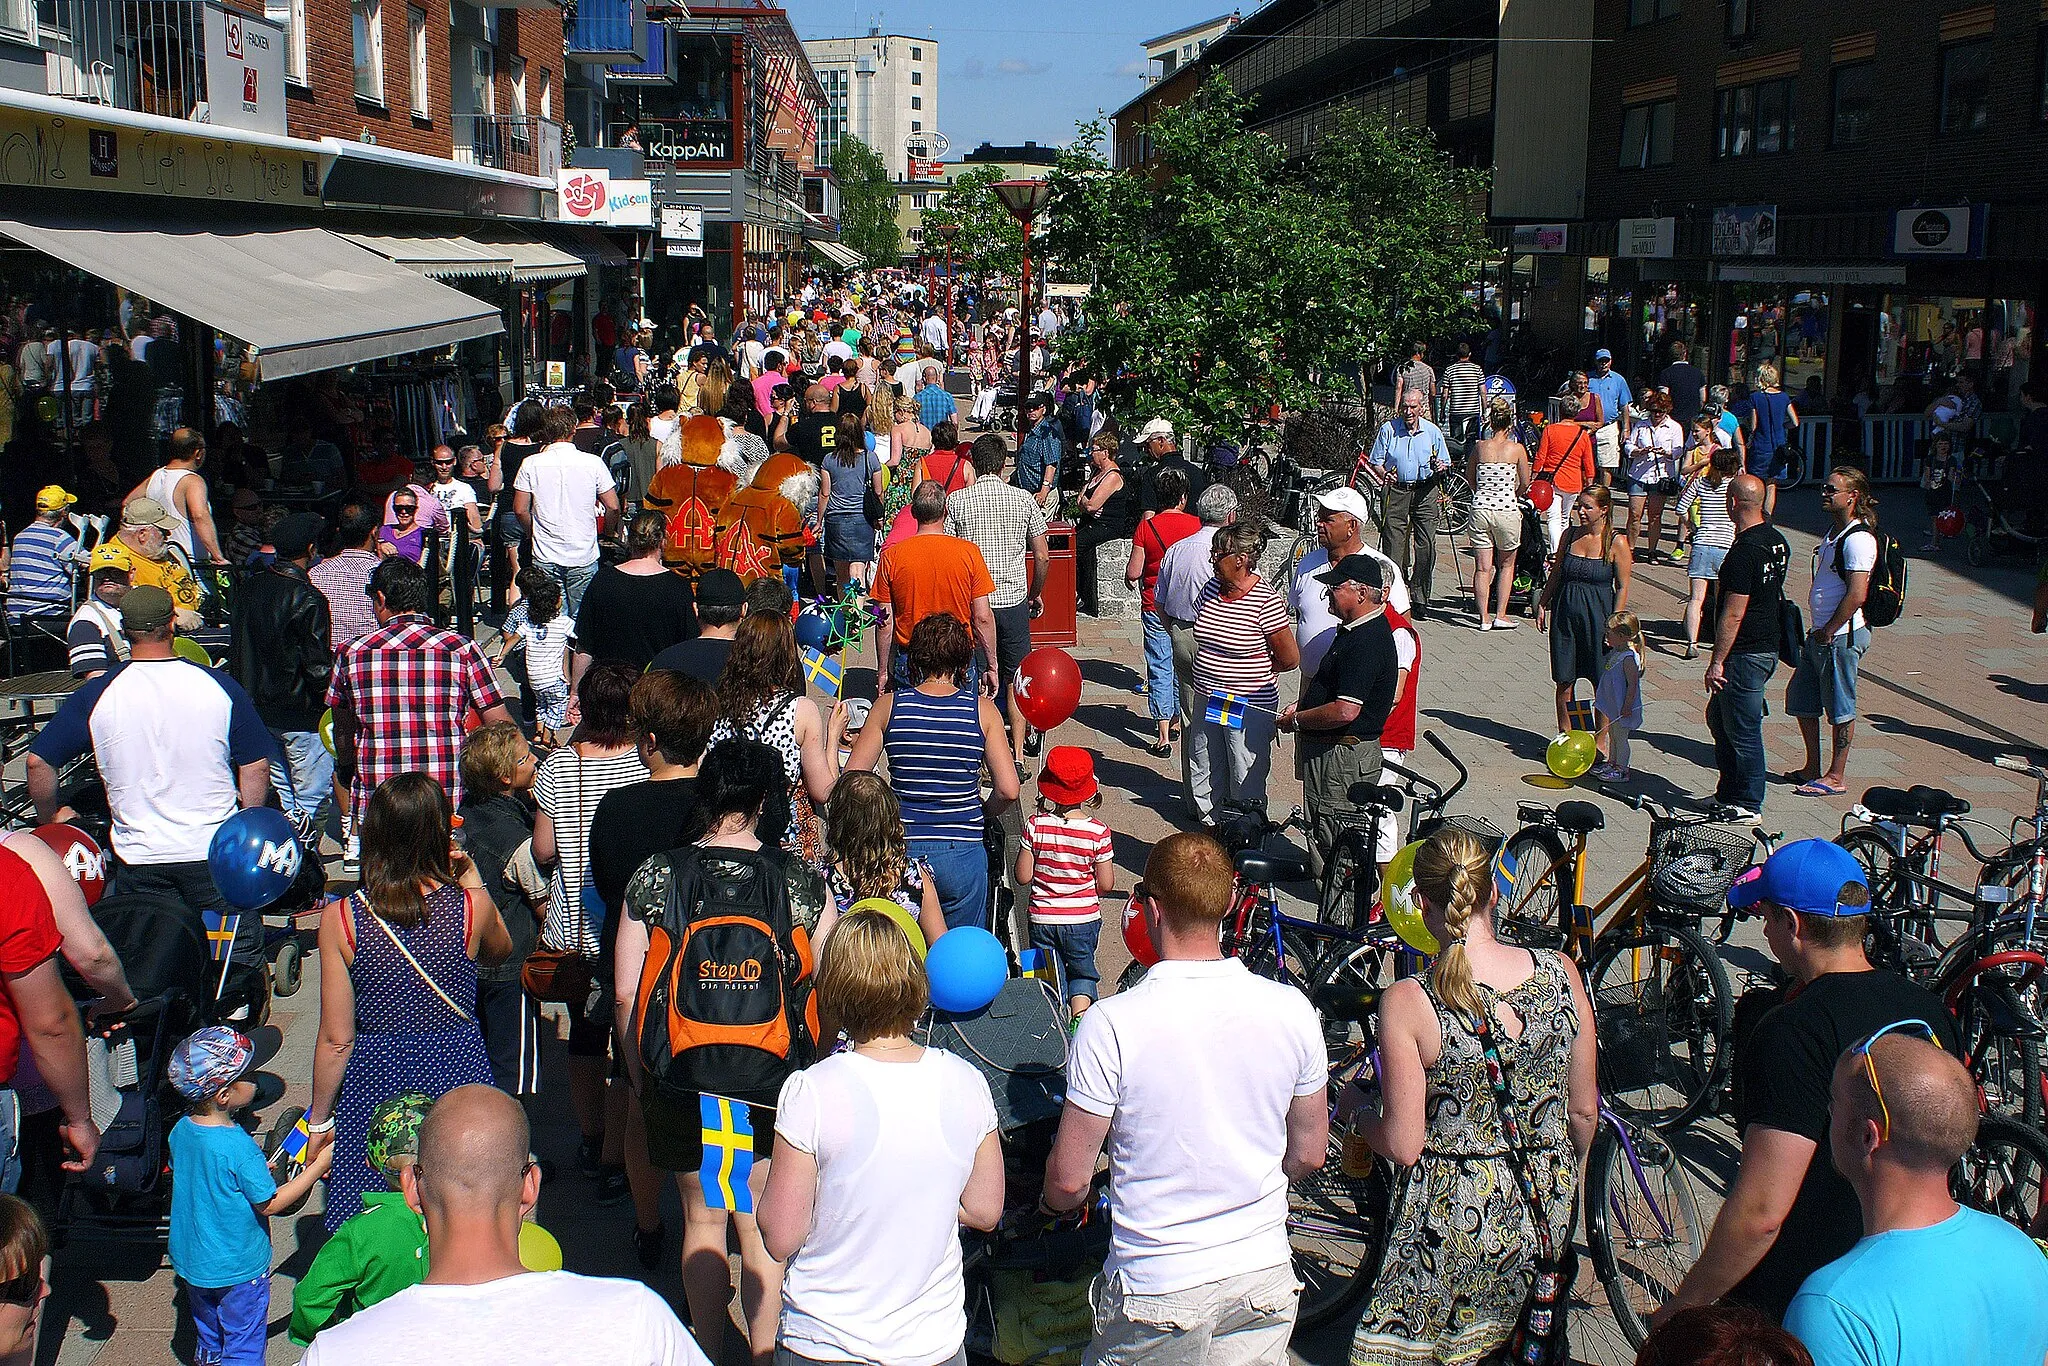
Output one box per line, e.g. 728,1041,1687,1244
6,522,79,621
884,686,985,843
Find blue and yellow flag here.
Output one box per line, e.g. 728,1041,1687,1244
1204,692,1247,729
276,1113,311,1165
801,646,844,698
201,909,238,963
1019,948,1057,984
699,1094,755,1212
1493,843,1519,903
1565,696,1596,733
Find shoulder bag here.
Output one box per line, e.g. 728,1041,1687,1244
1530,426,1589,510
523,752,602,1005
1466,989,1578,1366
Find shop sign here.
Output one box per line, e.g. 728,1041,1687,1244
638,119,733,165
604,179,653,227
558,170,652,226
1618,216,1674,259
0,103,322,205
1509,222,1568,254
1719,263,1905,285
1712,204,1777,257
545,361,567,387
665,240,705,257
1889,204,1985,259
201,5,286,137
659,206,703,241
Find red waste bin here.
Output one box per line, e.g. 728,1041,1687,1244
1031,521,1078,650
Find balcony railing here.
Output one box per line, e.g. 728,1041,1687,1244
454,114,562,178
36,0,208,121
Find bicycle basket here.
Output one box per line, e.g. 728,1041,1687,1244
1648,820,1755,916
1411,813,1505,853
1595,974,1671,1094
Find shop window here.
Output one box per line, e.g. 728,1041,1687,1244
1726,0,1754,41
264,0,308,84
1629,0,1678,26
1831,61,1874,145
1941,38,1992,134
407,7,428,116
352,0,383,102
1715,78,1792,157
1619,99,1676,168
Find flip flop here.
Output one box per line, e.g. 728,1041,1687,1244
1795,779,1847,797
1776,770,1818,786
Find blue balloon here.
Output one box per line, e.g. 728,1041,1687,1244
207,807,304,911
925,926,1008,1015
793,611,832,652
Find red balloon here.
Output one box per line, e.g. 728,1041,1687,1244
461,708,484,735
1122,898,1160,967
30,823,107,907
1934,506,1964,537
1014,647,1081,732
1527,481,1555,512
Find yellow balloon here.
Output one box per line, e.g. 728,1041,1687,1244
850,896,927,959
318,708,337,757
1381,841,1441,955
1547,729,1597,781
518,1220,564,1272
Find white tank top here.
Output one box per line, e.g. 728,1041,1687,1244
143,467,196,559
1473,460,1521,512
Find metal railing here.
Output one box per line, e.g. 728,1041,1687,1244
37,0,207,120
453,114,561,178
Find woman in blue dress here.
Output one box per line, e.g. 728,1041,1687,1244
305,773,512,1230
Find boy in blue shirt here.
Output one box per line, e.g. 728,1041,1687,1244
168,1025,332,1365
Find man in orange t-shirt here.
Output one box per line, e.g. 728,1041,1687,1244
872,479,999,694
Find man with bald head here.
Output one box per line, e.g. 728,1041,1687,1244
1785,1031,2048,1365
302,1086,700,1365
1704,471,1790,823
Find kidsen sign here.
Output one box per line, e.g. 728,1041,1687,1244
557,169,652,226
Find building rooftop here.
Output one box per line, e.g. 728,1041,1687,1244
961,141,1060,165
1141,11,1239,50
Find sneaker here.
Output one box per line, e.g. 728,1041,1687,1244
633,1220,666,1270
1592,764,1629,783
577,1136,603,1180
594,1165,630,1207
1717,805,1763,826
1493,618,1519,631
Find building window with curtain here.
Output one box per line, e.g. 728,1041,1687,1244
1715,77,1792,156
1619,99,1676,168
1831,61,1873,145
540,64,552,120
266,0,307,83
1941,38,1992,133
407,6,427,115
352,0,383,102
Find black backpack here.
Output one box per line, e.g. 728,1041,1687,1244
1835,523,1907,628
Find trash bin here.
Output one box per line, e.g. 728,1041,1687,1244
1031,521,1078,650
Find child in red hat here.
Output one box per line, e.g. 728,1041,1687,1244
1015,747,1116,1020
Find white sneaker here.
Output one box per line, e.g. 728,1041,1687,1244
1717,805,1763,826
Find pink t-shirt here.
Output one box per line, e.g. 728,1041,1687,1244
1023,812,1113,924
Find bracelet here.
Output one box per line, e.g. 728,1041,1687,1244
306,1116,335,1134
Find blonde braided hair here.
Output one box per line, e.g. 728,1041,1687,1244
1411,827,1496,1025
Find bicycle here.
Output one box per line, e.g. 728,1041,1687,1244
1499,795,1768,1130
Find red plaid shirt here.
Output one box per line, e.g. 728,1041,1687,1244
327,614,507,807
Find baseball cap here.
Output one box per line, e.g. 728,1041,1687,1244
121,495,179,533
168,1025,255,1101
1593,348,1614,362
1728,838,1869,917
118,585,175,634
88,543,131,575
34,485,76,513
1313,486,1374,526
271,512,323,559
842,696,873,733
1314,553,1387,591
1139,418,1176,442
696,568,746,608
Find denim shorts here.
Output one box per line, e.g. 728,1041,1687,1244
1625,476,1679,498
1786,624,1870,724
1688,542,1728,581
1028,919,1101,1001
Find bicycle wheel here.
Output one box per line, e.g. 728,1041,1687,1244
1318,821,1383,932
1433,469,1474,537
1834,826,1900,901
1498,828,1571,952
1954,1113,2048,1235
1956,983,2046,1126
1586,1122,1707,1350
1587,920,1734,1131
1289,1131,1392,1331
1309,930,1404,1055
1237,909,1322,991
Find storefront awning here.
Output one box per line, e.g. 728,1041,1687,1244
548,226,633,269
335,229,517,280
811,238,862,270
473,230,588,284
0,211,504,381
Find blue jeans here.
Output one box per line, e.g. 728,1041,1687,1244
272,729,334,832
537,558,599,617
0,1088,19,1195
1140,610,1176,723
911,836,990,932
1786,625,1870,724
1029,919,1102,1002
1708,650,1777,812
188,1274,270,1365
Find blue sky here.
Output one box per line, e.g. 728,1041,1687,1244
781,0,1232,150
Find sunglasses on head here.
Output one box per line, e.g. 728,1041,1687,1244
1849,1019,1940,1141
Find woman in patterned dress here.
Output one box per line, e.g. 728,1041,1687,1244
306,774,512,1231
1350,827,1599,1366
709,611,847,873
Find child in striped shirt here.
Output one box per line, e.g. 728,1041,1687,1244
1015,747,1115,1020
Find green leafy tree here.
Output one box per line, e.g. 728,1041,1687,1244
831,135,901,267
1042,73,1491,442
917,164,1023,300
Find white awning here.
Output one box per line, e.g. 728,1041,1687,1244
0,211,503,380
336,229,516,280
811,238,862,269
472,230,588,284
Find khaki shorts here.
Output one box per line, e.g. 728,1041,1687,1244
1468,505,1522,553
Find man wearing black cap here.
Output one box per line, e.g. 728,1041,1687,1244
1279,554,1400,876
231,512,335,833
649,568,743,686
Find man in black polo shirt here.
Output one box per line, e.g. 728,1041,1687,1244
648,568,742,685
1654,840,1957,1328
1706,473,1789,823
1279,553,1399,874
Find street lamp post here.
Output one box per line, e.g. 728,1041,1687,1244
992,178,1052,448
933,220,961,369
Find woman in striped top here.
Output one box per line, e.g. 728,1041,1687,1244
1676,440,1742,659
1189,522,1299,825
846,612,1019,931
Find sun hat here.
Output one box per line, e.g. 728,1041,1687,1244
1038,746,1099,807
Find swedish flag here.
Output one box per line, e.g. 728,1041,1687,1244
1565,696,1596,733
1019,948,1057,984
801,647,844,698
201,909,238,963
699,1094,755,1212
1204,692,1247,729
1493,844,1519,903
277,1113,311,1164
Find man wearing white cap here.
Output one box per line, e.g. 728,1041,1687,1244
1288,487,1408,678
1133,419,1205,515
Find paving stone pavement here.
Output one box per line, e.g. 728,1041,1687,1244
39,481,2043,1365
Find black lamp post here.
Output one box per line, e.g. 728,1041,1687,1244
933,220,961,368
992,178,1052,447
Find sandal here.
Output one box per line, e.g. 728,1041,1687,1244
1148,741,1173,759
1795,779,1848,797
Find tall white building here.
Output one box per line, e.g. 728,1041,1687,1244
1142,12,1239,85
802,30,939,182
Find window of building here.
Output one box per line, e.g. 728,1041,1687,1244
510,55,527,117
1629,0,1678,26
264,0,308,83
1727,0,1754,40
911,192,928,208
1715,77,1793,156
479,2,495,44
352,0,383,101
1941,38,1992,134
0,0,25,37
539,64,551,120
910,119,921,131
406,7,427,113
911,44,921,59
471,42,493,116
911,69,921,85
1832,61,1874,144
1618,99,1676,167
910,95,921,109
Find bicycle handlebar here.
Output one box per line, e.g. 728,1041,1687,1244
1423,731,1468,804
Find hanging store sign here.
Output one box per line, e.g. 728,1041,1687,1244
1508,223,1568,254
0,103,322,205
1617,216,1675,259
1889,204,1985,259
557,169,652,226
637,119,732,165
1712,204,1777,257
665,240,705,257
201,6,286,136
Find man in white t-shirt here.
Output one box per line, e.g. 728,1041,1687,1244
1045,833,1327,1366
303,1086,700,1366
427,445,483,535
512,405,620,617
1785,466,1877,798
1288,486,1409,677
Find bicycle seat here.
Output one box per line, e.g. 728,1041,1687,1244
1554,800,1607,835
1311,984,1381,1024
1234,849,1312,885
1345,783,1407,812
1861,785,1971,825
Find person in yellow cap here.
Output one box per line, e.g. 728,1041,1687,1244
91,498,204,629
4,485,83,635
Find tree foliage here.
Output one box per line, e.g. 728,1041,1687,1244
917,164,1024,296
1042,73,1492,440
832,136,901,268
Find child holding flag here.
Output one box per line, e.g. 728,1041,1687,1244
1015,748,1116,1019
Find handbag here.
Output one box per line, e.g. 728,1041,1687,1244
1467,993,1578,1366
1778,592,1807,669
862,461,885,527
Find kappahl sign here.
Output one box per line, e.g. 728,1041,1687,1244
557,170,653,227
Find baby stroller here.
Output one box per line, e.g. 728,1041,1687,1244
1507,497,1551,617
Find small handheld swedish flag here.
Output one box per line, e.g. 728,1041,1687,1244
1019,948,1057,985
1204,692,1247,729
201,909,238,964
276,1112,311,1165
1493,843,1519,903
699,1094,755,1212
801,646,844,698
1565,696,1596,733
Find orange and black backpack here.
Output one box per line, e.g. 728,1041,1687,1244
632,845,818,1103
